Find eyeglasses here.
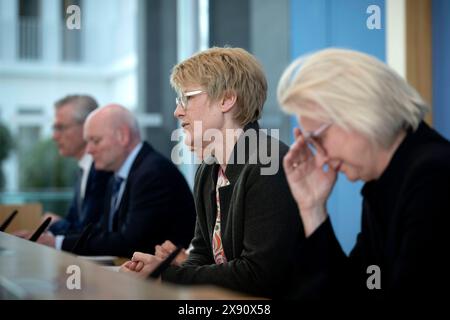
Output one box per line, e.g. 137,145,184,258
302,123,331,153
52,123,80,133
175,90,205,110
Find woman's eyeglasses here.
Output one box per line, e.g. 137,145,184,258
302,123,331,153
175,90,205,110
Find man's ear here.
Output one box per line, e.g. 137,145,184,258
220,91,237,113
116,126,131,146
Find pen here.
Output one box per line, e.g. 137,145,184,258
29,217,52,242
148,246,183,279
0,210,18,232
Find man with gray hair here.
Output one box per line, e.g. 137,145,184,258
39,104,196,258
44,95,112,235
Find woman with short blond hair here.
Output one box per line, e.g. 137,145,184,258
121,47,303,298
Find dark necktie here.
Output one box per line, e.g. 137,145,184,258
108,176,124,231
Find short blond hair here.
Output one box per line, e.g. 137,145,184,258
170,47,267,126
277,48,428,148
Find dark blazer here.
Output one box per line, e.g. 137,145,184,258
62,142,196,257
162,122,304,298
292,122,450,302
49,164,111,235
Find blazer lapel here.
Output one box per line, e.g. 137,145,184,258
80,165,95,216
114,143,151,228
205,121,261,259
206,164,219,240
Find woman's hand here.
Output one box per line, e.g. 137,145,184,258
155,240,188,267
119,252,163,279
283,128,338,236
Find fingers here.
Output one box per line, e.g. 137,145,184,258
156,244,189,266
12,230,31,238
180,248,188,259
312,139,327,162
322,161,339,183
155,240,177,260
174,249,189,266
119,260,134,273
162,240,177,251
155,245,170,260
131,251,150,263
284,133,310,173
134,261,144,272
119,258,145,274
128,261,138,271
293,127,302,140
132,252,159,263
130,251,169,278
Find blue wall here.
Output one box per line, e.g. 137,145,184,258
432,0,450,140
290,0,385,254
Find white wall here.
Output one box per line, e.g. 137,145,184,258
0,0,138,191
386,0,406,78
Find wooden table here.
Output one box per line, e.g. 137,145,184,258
0,232,250,300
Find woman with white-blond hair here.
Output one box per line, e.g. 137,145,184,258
278,48,450,301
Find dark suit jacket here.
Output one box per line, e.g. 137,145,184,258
49,163,111,235
162,122,304,298
291,122,450,302
62,142,196,257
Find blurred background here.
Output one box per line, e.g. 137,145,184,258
0,0,448,253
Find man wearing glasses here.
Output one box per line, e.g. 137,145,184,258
45,95,111,235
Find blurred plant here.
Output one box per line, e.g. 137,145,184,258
19,138,77,189
0,123,13,189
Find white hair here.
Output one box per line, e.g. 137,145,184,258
277,48,428,148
